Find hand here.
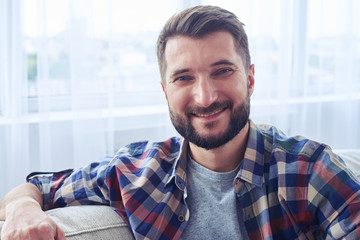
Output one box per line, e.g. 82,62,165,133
1,198,65,240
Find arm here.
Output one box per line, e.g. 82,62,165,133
0,183,65,240
309,148,360,239
0,160,114,240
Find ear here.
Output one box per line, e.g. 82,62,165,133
161,81,168,100
248,64,255,96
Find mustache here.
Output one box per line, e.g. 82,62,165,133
185,100,233,116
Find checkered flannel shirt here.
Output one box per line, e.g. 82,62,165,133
28,120,360,239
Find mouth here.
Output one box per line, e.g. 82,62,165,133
186,100,233,120
192,108,225,118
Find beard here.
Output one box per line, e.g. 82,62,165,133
169,91,250,150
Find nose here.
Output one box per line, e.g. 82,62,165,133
193,76,218,107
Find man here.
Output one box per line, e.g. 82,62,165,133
1,5,360,240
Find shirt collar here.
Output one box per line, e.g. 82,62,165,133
165,137,188,191
166,120,272,189
236,119,268,187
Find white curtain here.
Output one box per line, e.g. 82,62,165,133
1,0,359,198
210,0,360,147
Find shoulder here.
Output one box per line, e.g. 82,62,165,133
115,137,182,159
107,137,182,174
254,122,326,162
251,122,335,178
255,123,349,184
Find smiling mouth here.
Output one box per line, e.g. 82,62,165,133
193,108,225,117
186,101,233,119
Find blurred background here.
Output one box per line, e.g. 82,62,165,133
1,0,359,197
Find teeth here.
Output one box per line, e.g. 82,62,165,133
196,109,223,117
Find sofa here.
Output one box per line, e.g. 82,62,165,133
0,205,134,240
1,149,359,239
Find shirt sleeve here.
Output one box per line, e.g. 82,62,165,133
309,148,360,239
27,160,112,211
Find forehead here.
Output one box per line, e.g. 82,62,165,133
164,31,241,79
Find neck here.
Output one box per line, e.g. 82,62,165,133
189,121,249,172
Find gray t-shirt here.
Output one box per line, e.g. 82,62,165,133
180,157,248,239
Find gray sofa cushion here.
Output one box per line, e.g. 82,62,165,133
46,205,134,239
0,205,133,240
334,149,360,177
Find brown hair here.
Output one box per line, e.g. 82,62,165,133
157,5,251,85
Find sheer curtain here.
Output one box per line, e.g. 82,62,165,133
0,0,180,197
1,0,359,198
239,0,360,149
210,0,360,147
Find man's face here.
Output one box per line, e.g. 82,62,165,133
162,31,254,150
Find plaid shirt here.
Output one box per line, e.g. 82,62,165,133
28,120,360,239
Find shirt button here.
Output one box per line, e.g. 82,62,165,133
178,215,185,222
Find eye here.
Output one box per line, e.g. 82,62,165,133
176,76,189,81
212,68,234,78
211,67,235,78
172,75,193,83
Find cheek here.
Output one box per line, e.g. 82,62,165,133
167,88,191,113
222,82,245,99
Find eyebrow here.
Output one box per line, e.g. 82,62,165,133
170,68,190,78
211,59,236,67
